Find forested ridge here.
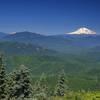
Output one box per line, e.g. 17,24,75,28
0,54,100,100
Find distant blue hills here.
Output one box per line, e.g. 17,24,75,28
1,31,100,77
0,31,100,55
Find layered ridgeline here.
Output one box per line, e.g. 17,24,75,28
0,41,86,75
1,27,100,54
0,28,100,90
0,27,100,74
0,41,57,55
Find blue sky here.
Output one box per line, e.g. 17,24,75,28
0,0,100,35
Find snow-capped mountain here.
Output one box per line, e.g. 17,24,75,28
0,29,100,54
67,27,96,35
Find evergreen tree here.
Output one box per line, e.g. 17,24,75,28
8,65,32,100
54,70,68,96
0,54,7,99
33,73,48,100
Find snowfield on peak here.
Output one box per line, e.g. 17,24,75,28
67,27,96,35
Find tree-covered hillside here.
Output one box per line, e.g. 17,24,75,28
0,41,100,92
0,54,100,100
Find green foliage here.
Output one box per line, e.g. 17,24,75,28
0,54,7,99
8,65,33,100
54,70,68,96
51,91,100,100
33,73,48,100
1,41,100,91
1,42,100,100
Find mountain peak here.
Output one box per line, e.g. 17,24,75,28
67,27,96,35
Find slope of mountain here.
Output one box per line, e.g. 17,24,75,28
1,31,75,53
2,31,46,43
1,41,100,78
0,41,57,56
1,30,100,54
0,41,87,75
82,45,100,62
1,32,100,90
67,27,96,35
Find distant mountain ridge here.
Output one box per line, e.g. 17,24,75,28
0,30,100,54
1,30,100,77
0,41,57,56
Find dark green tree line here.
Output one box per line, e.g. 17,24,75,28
54,70,68,96
8,65,33,100
0,54,7,99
